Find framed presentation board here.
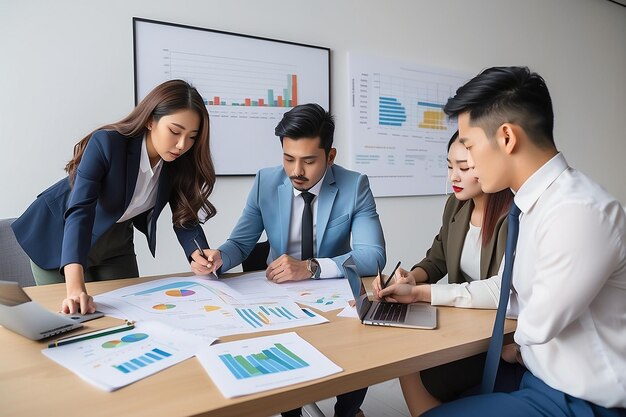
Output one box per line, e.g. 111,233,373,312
133,18,331,175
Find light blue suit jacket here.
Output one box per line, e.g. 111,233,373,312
218,164,386,276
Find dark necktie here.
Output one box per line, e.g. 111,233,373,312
481,202,521,394
301,191,315,260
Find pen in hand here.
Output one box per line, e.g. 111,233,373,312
381,261,402,289
193,238,210,263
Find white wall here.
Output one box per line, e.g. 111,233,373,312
1,0,625,277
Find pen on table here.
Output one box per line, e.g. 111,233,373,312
193,238,210,263
382,261,402,289
48,321,135,348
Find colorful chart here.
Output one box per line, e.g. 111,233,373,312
204,305,221,312
219,343,309,379
153,303,176,310
112,348,172,374
102,333,149,349
165,289,195,297
235,305,299,329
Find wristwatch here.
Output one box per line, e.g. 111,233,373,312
307,258,321,279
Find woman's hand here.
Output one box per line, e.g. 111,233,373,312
372,267,414,299
191,249,222,275
62,263,96,314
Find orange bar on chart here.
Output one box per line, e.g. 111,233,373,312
291,74,298,106
277,96,283,107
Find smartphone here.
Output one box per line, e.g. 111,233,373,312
61,311,105,323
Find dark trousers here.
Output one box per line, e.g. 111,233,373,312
421,352,526,402
423,370,626,417
281,387,368,417
31,220,138,285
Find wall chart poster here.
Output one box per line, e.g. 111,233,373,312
348,53,470,197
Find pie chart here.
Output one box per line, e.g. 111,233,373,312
165,289,195,297
153,303,176,310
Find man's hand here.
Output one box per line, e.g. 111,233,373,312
266,254,311,283
191,249,222,275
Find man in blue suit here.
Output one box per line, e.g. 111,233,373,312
209,103,385,417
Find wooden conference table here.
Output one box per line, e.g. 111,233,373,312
0,273,516,417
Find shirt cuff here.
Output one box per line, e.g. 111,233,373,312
317,258,343,279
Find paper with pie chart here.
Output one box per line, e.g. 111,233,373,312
94,276,327,339
42,321,206,391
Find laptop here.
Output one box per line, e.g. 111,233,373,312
343,259,437,329
0,281,102,340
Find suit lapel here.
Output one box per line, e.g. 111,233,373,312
447,200,472,283
316,166,337,251
125,136,143,210
277,175,293,255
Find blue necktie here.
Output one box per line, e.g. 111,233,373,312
481,202,521,394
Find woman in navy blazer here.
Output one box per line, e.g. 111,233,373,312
12,80,219,314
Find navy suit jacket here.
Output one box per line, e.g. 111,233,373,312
12,130,207,270
218,164,386,276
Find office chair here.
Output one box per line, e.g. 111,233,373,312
0,218,36,287
241,240,325,417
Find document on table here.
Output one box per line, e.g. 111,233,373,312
196,332,342,398
42,321,209,392
94,276,328,338
217,271,355,311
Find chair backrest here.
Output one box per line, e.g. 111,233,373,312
0,218,35,287
241,241,270,272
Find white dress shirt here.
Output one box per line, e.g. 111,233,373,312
431,224,503,309
117,136,163,223
287,172,342,278
509,153,626,408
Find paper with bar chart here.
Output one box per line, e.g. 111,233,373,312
348,53,471,197
42,321,205,391
94,276,327,339
196,332,341,397
134,19,330,175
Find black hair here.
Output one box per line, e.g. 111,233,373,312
275,103,335,154
444,66,555,148
447,130,460,152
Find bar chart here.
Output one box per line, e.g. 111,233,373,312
235,304,300,329
113,348,172,374
219,342,309,379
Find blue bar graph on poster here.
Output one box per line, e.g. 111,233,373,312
379,96,407,126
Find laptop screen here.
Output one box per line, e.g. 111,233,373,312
342,259,372,320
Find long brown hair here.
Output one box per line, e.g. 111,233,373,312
482,190,513,247
447,131,513,247
65,79,216,227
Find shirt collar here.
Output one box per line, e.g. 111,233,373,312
293,170,327,198
514,152,568,214
140,134,163,176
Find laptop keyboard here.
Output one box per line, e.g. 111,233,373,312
372,302,408,322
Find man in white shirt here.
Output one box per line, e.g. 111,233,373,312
423,66,626,417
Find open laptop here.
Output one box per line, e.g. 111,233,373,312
0,281,102,340
343,259,437,329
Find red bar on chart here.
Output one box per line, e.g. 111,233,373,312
214,96,220,106
245,98,251,106
291,75,298,107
